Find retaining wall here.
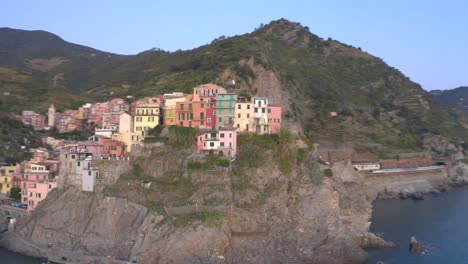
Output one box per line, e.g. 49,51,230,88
364,168,448,194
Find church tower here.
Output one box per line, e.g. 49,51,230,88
48,104,56,127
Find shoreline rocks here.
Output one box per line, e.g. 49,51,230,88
409,236,426,253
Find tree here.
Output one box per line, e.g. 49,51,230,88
10,187,21,201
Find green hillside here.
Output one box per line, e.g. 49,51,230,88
1,19,467,152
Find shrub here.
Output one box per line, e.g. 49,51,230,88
216,158,230,167
133,164,143,178
10,187,21,200
168,126,197,148
324,168,333,177
297,148,308,165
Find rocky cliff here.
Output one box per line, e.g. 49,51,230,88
0,142,388,264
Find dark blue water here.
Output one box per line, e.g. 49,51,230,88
368,186,468,264
0,247,41,263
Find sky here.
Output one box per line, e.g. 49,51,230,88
2,0,467,90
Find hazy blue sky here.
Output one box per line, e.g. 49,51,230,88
2,0,467,90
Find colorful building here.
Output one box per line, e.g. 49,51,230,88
206,99,216,129
193,83,226,102
197,129,237,158
133,97,161,137
267,105,282,134
234,97,253,132
22,160,59,214
175,100,194,127
118,113,133,133
252,97,269,134
0,165,16,197
216,93,237,129
88,135,127,158
166,96,190,126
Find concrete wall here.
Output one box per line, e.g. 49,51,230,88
364,168,448,194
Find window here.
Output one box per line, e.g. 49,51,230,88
262,108,266,113
189,104,192,110
204,142,206,147
148,117,154,122
268,109,272,113
247,114,250,118
89,171,91,175
218,117,222,122
221,142,225,147
210,142,215,147
136,117,142,122
78,161,80,167
237,104,241,109
220,133,225,138
136,126,142,131
229,133,232,138
111,146,117,150
180,104,184,110
201,103,204,108
247,105,250,109
254,108,258,113
238,114,241,118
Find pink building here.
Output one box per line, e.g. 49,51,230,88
267,105,282,134
197,129,237,158
21,160,59,214
25,181,57,214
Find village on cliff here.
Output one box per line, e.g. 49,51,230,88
0,83,447,216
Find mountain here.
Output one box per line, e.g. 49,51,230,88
430,86,468,112
1,19,467,152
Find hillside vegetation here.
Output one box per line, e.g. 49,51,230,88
1,20,467,152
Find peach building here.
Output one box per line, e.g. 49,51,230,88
164,96,188,126
234,97,253,132
267,105,282,134
193,83,226,102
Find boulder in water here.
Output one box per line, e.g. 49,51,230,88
409,236,426,253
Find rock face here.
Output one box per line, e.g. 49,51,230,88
409,236,426,253
0,156,383,264
424,134,468,185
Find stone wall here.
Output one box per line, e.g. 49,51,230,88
364,168,448,194
93,160,131,186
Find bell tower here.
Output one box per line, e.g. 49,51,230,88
48,104,56,127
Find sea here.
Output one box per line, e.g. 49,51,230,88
2,187,468,264
367,186,468,264
0,247,40,263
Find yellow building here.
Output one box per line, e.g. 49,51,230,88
234,98,253,132
0,165,16,196
163,96,188,126
112,131,135,152
133,97,161,137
